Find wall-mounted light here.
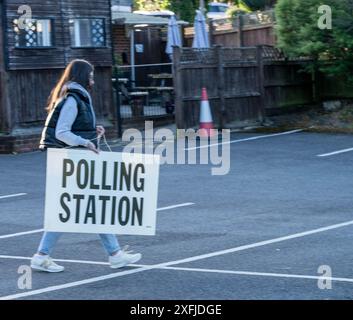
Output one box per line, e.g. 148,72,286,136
134,24,148,28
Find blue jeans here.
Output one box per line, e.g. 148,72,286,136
37,232,121,256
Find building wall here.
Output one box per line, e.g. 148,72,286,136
4,0,112,70
112,0,133,6
61,0,113,67
4,0,65,69
0,0,11,133
1,0,114,133
112,24,130,65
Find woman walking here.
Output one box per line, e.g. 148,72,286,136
31,59,141,272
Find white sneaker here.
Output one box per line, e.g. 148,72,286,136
109,246,142,269
30,254,65,273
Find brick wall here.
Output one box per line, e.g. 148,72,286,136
0,125,118,154
112,25,131,64
0,134,41,154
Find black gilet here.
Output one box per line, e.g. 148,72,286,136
39,89,97,150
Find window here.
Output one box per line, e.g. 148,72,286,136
13,19,52,47
69,19,106,47
208,5,228,13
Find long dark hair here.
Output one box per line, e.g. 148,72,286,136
46,59,94,113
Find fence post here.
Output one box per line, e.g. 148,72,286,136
208,20,214,46
236,14,244,48
0,5,12,134
113,65,123,138
215,45,226,129
256,45,266,122
172,46,184,129
181,25,186,47
312,67,320,104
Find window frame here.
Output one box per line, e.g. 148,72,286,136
69,17,108,49
13,17,56,49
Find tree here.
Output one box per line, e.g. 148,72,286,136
134,0,171,11
275,0,353,83
133,0,199,22
168,0,199,23
132,0,277,22
227,0,277,11
241,0,276,10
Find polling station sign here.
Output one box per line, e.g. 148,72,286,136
44,149,160,236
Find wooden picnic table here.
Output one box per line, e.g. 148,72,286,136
147,73,173,87
112,78,129,83
128,91,149,117
147,73,173,79
135,86,174,91
135,86,175,114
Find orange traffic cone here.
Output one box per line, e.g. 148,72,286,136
199,87,216,137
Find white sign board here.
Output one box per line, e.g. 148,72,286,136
44,149,160,236
135,44,144,53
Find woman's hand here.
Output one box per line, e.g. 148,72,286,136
96,125,105,138
86,141,99,154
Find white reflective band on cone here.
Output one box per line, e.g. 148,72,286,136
200,100,213,123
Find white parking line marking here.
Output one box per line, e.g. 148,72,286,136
0,193,27,200
0,203,194,240
1,218,353,300
151,219,353,267
0,266,157,300
0,229,44,240
317,148,353,157
185,129,304,151
159,266,353,284
0,255,148,268
0,255,350,284
0,255,110,266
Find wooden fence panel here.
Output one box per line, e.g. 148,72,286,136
242,25,275,47
7,67,113,127
173,45,317,129
184,13,276,49
173,46,264,129
319,73,353,99
263,62,315,113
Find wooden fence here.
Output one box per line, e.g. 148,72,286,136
184,10,276,48
2,67,113,131
172,45,316,129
